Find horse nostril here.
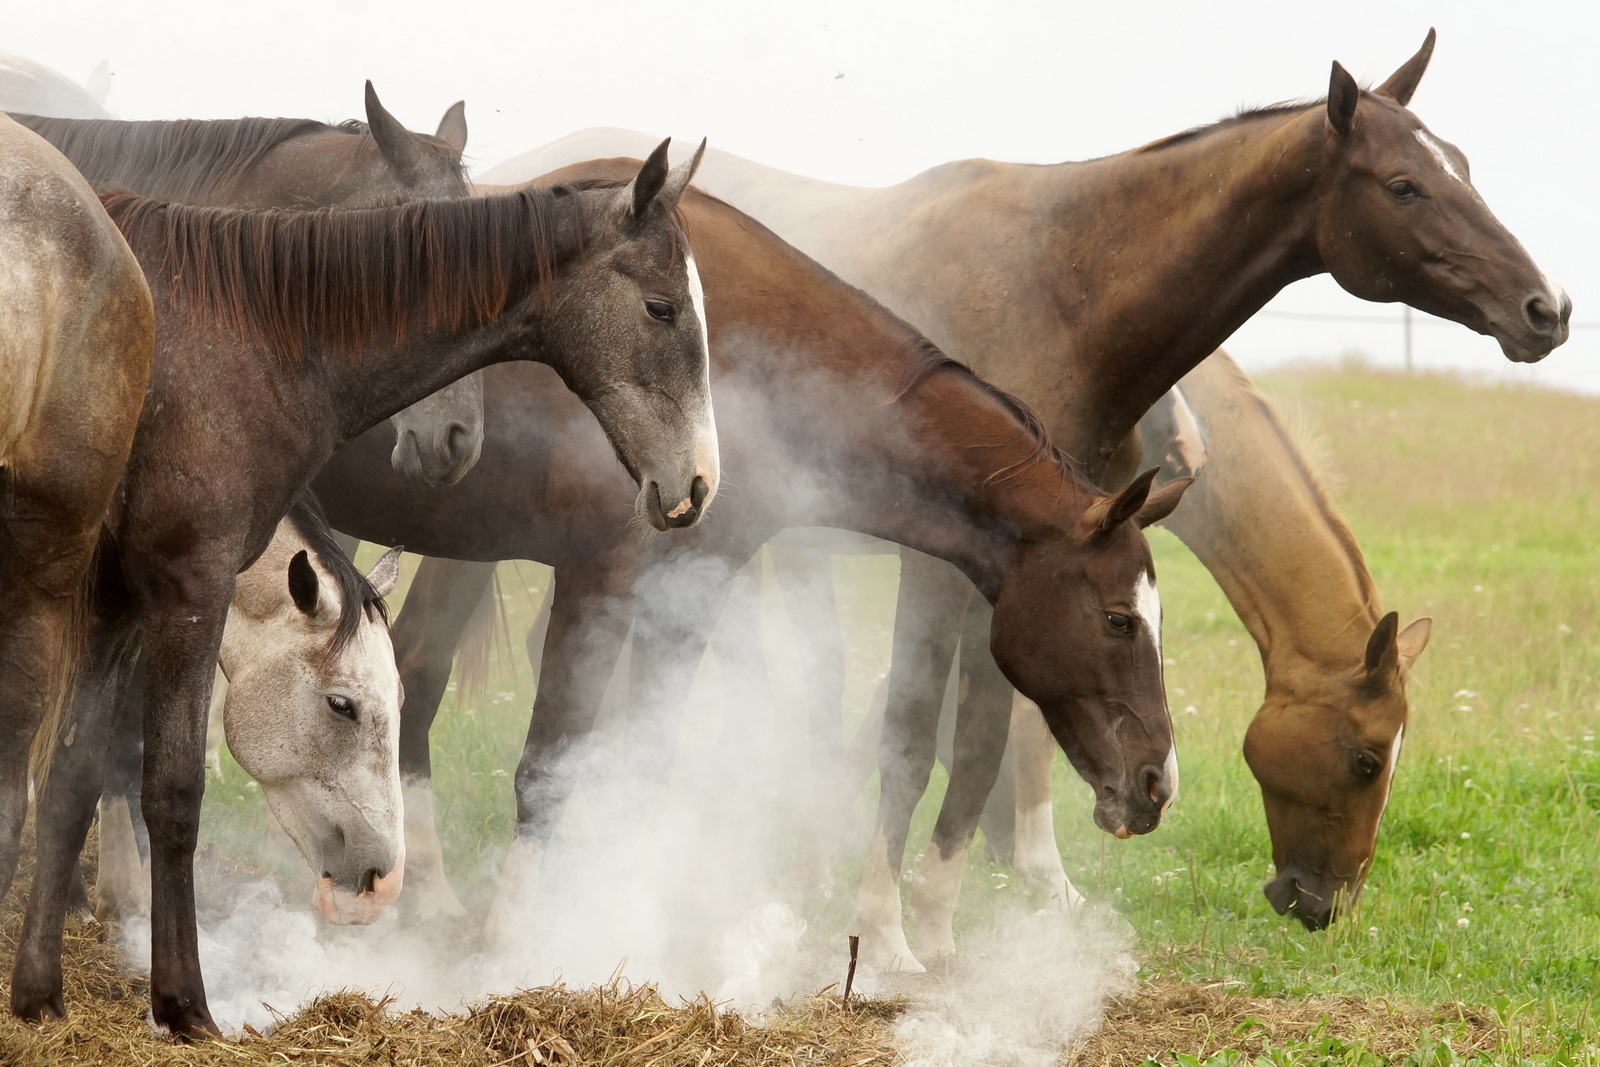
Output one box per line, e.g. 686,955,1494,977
1559,292,1574,325
1525,295,1560,333
1142,765,1168,808
361,868,380,895
690,475,709,509
445,423,471,460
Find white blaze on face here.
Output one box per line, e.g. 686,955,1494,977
1134,568,1177,805
683,248,720,503
1414,129,1468,186
1377,724,1406,821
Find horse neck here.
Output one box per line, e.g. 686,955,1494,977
1152,359,1378,681
775,112,1332,477
703,221,1080,596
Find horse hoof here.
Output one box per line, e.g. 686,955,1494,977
10,985,66,1024
150,995,220,1040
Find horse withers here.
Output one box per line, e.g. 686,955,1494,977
92,495,406,926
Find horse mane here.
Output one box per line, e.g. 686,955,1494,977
1256,391,1381,615
1135,98,1325,154
284,491,389,658
8,114,373,201
101,183,615,358
892,337,1073,484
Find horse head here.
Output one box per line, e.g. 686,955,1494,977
1310,30,1570,362
220,524,405,926
990,470,1192,838
1244,612,1432,929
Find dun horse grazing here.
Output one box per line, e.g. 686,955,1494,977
8,143,714,1034
493,30,1569,940
0,114,153,908
91,495,405,927
12,82,487,486
311,177,1190,966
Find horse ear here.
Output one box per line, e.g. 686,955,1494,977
1363,611,1401,680
364,80,423,183
288,550,321,617
1136,475,1192,528
1396,616,1432,671
365,546,403,599
434,100,468,155
1327,61,1359,137
1376,28,1436,107
630,138,673,218
1081,467,1157,542
656,138,707,213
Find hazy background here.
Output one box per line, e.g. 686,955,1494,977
6,0,1595,389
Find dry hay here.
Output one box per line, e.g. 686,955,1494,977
1,826,1508,1066
1064,977,1505,1066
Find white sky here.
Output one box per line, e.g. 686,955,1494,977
7,0,1596,390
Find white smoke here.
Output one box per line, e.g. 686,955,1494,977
106,366,1134,1060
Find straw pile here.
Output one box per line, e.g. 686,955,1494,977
1,826,1506,1066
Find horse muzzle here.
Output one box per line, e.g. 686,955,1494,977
1263,867,1336,931
1093,761,1176,839
312,845,406,926
1496,284,1572,363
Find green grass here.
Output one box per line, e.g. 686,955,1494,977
199,364,1600,1064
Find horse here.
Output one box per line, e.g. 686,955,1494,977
0,113,153,933
11,82,486,487
7,143,714,1034
90,494,405,927
310,174,1190,969
486,31,1569,936
923,350,1431,935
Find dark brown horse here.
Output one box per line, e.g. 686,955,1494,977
12,83,487,486
0,114,153,917
7,146,713,1034
493,31,1570,935
310,176,1189,967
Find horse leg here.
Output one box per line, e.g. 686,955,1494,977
95,656,153,921
391,555,497,922
908,597,1013,960
1010,696,1082,910
705,554,773,758
486,565,634,940
768,536,845,774
131,569,236,1037
10,609,140,1022
856,550,969,974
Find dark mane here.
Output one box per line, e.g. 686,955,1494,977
284,491,388,658
101,184,615,358
892,338,1073,483
9,114,345,200
1136,98,1324,153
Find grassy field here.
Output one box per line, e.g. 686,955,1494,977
34,363,1600,1064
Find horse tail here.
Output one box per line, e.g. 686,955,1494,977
27,554,95,790
454,564,508,706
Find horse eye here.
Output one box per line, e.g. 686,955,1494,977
1352,750,1382,780
644,299,676,323
1105,612,1134,636
1388,180,1418,200
326,695,357,721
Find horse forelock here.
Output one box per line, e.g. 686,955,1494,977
11,114,331,201
100,185,599,360
283,491,389,660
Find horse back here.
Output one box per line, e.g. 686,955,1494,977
0,114,152,491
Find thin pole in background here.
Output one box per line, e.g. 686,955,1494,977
1404,305,1413,372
